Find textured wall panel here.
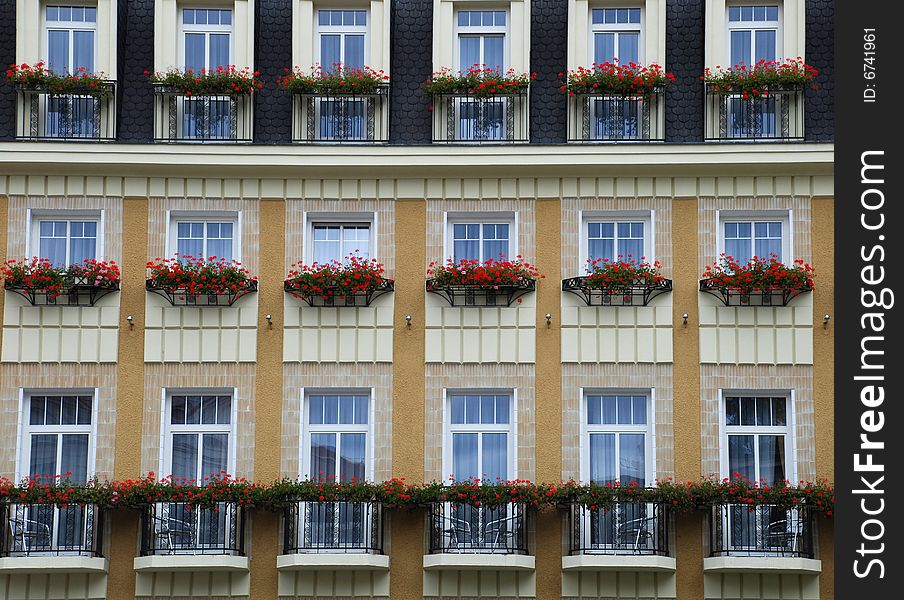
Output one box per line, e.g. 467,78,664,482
254,0,293,143
0,573,107,600
562,570,677,599
283,302,394,363
0,0,16,141
665,0,705,142
804,0,834,142
118,1,155,142
135,570,250,597
703,573,820,600
389,0,433,144
423,570,537,598
529,0,567,144
277,570,389,599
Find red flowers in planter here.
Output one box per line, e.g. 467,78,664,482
702,57,819,99
146,256,257,296
147,65,262,95
702,254,814,293
423,67,536,98
561,61,675,97
277,64,389,95
427,257,543,288
585,257,665,288
2,257,121,298
285,255,392,301
6,61,112,97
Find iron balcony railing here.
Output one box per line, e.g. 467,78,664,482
568,90,665,142
431,92,529,143
139,501,245,556
282,501,384,554
428,503,529,555
15,82,116,141
568,502,670,556
709,504,814,558
0,503,104,557
705,86,805,141
153,86,253,143
292,86,389,143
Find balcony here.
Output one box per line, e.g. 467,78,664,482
431,93,529,144
563,502,675,572
424,503,533,570
705,504,821,574
567,90,665,142
277,501,388,570
153,86,253,143
0,503,107,573
705,87,804,141
291,86,389,143
14,82,116,141
135,502,248,572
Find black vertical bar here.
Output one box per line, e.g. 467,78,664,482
389,0,433,144
254,0,292,143
665,0,705,142
118,1,155,142
529,0,567,144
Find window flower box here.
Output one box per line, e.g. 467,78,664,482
284,255,393,307
6,62,113,97
426,257,542,307
699,254,814,306
2,258,120,306
146,256,257,306
563,258,672,306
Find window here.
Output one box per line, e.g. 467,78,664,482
585,219,648,266
165,394,233,483
447,216,514,263
584,393,649,486
170,214,238,262
32,217,99,267
719,212,789,265
317,9,367,71
45,5,97,74
181,7,232,72
447,393,512,483
303,393,370,481
311,223,371,264
727,5,779,66
724,395,788,485
456,10,507,72
590,7,641,65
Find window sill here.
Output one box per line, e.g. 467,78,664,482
277,553,389,571
0,556,108,574
423,553,535,571
703,556,822,574
133,554,249,572
562,554,676,572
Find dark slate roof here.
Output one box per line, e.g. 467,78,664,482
254,0,293,144
805,0,834,142
665,0,705,143
530,0,567,144
389,0,433,144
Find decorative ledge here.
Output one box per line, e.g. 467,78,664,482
0,556,108,574
277,553,389,571
562,277,672,306
703,556,822,574
133,555,250,572
146,279,258,306
425,280,535,307
284,279,394,307
562,555,676,572
4,280,119,306
423,554,535,571
699,279,812,306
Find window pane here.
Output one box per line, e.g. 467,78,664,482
617,396,633,424
46,397,62,425
771,397,786,426
345,35,365,70
730,30,751,66
216,396,231,424
620,433,645,486
309,396,324,424
186,396,202,424
632,396,647,424
480,395,495,424
323,396,339,424
77,397,92,425
617,33,639,64
342,225,370,259
72,30,94,73
313,225,342,263
69,221,97,264
209,34,230,70
740,397,756,426
184,33,205,72
201,396,217,424
29,434,58,479
48,30,70,73
587,396,601,425
483,35,504,71
755,397,772,426
601,396,616,424
725,397,740,426
482,433,508,482
339,433,366,482
495,395,509,424
465,395,480,424
589,433,615,484
171,396,186,424
451,396,465,424
594,33,616,65
30,397,46,425
452,433,478,482
220,9,232,25
321,34,341,71
311,433,336,478
201,434,228,479
354,396,368,424
339,395,355,425
759,435,785,486
755,29,776,63
40,221,68,266
453,239,480,262
171,434,199,481
728,435,755,482
61,396,78,425
459,35,480,70
60,434,89,484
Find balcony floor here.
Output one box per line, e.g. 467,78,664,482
562,554,677,572
0,556,108,573
423,553,535,571
703,556,822,574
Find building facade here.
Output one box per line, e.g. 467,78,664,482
0,1,834,600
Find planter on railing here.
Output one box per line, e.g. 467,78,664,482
562,277,672,306
282,500,384,554
699,277,811,306
1,258,121,306
428,502,529,555
139,501,245,556
4,277,119,306
426,279,535,307
709,504,814,558
284,278,393,307
0,503,104,557
568,502,670,556
285,256,393,307
146,278,257,306
426,258,542,307
146,257,258,306
700,255,814,306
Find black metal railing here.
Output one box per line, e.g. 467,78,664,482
568,90,665,142
562,277,672,306
145,278,258,306
431,93,529,143
15,82,116,141
709,504,814,558
4,276,119,306
705,86,804,141
292,86,389,143
282,501,384,554
699,278,812,306
284,279,394,307
425,279,536,307
139,502,245,556
0,503,104,557
153,87,253,142
428,503,529,554
568,502,670,556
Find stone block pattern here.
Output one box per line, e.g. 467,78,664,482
119,1,156,142
424,570,536,599
805,0,834,142
703,572,820,600
562,571,677,600
254,0,293,143
0,573,108,600
529,0,567,144
0,0,16,140
135,570,250,597
277,570,389,599
665,0,705,142
389,0,433,144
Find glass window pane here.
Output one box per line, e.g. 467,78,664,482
323,396,339,424
46,397,62,424
345,35,365,70
209,34,230,70
171,396,186,424
451,396,465,424
48,30,70,74
77,397,92,425
453,239,480,262
629,8,641,23
459,35,480,70
60,434,89,484
452,433,478,482
61,396,78,425
741,6,754,21
311,433,336,478
480,395,495,424
320,34,341,71
30,434,58,479
587,396,601,425
632,396,646,424
220,9,232,25
617,396,633,424
766,6,779,21
771,398,786,426
730,30,751,66
47,6,59,21
309,396,324,425
756,397,772,426
759,435,785,485
620,433,645,486
201,434,228,479
483,35,504,71
318,10,330,26
30,397,46,425
171,434,199,481
339,395,355,425
201,396,217,424
73,30,94,73
740,397,756,426
354,396,368,424
725,397,740,426
185,396,201,424
495,395,509,424
215,396,231,424
184,33,205,72
339,433,366,482
591,9,603,24
465,395,480,424
601,396,616,424
594,32,616,65
618,33,639,64
354,10,366,26
755,30,776,63
589,433,615,484
482,433,508,482
728,435,755,482
58,7,72,22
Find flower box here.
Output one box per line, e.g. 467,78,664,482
6,62,113,97
561,62,674,97
699,255,814,306
563,259,672,306
424,67,535,99
702,58,818,99
2,258,120,306
146,256,258,306
278,65,389,95
426,258,542,307
147,65,262,96
284,256,394,307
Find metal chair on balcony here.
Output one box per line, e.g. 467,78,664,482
152,510,195,554
436,510,474,551
8,516,52,553
618,513,656,554
764,517,799,553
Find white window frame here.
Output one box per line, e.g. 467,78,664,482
717,389,797,484
298,388,375,481
26,209,105,264
179,6,234,72
315,8,369,69
442,389,517,483
159,388,237,482
725,2,782,65
579,388,655,485
303,211,376,265
43,3,98,74
454,8,509,71
166,210,241,262
579,210,653,272
16,388,99,483
716,209,792,265
588,4,643,65
444,211,518,263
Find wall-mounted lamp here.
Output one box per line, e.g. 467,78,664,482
126,315,133,329
265,314,273,328
405,314,412,328
545,313,552,326
823,314,831,327
682,313,689,325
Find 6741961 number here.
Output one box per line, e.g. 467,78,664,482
863,29,876,102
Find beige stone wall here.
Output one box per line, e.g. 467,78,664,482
134,570,249,598
703,573,819,600
562,571,677,600
277,570,389,599
423,570,537,599
0,573,108,600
